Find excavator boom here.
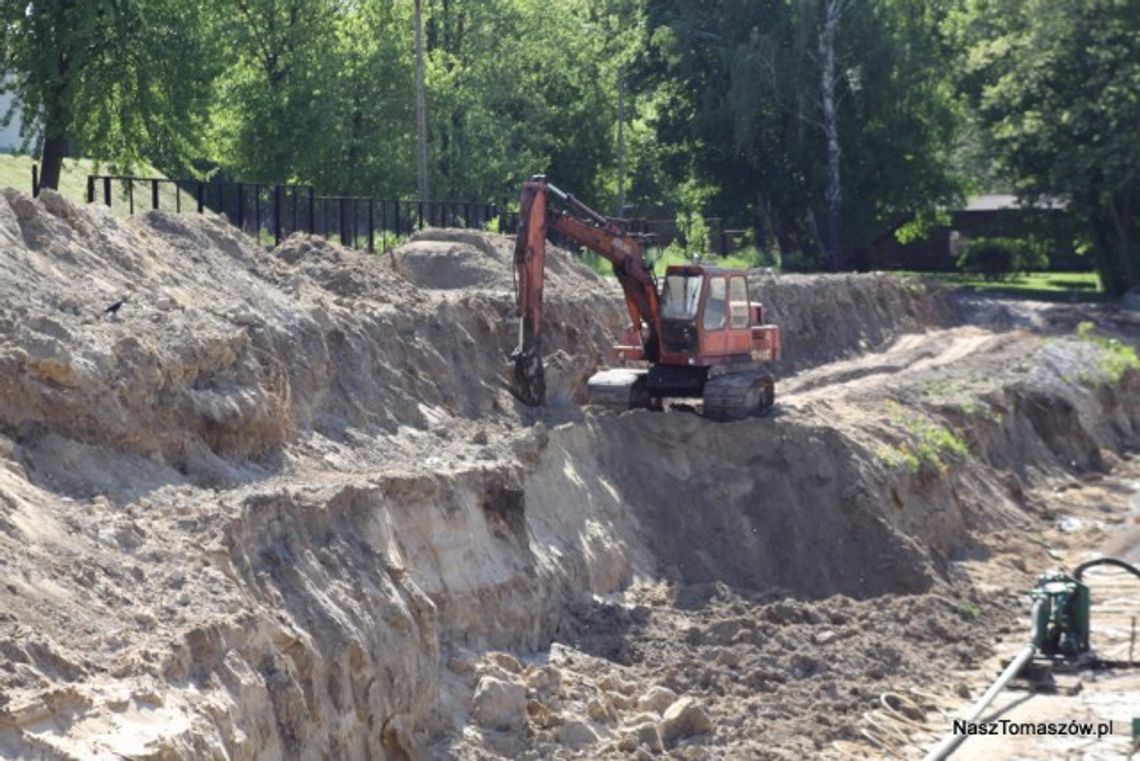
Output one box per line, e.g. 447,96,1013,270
512,176,659,405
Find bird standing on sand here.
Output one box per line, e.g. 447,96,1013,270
104,298,128,320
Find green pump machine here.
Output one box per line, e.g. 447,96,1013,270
1031,570,1091,660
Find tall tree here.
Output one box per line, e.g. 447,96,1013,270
421,0,618,203
818,0,852,270
413,0,430,202
637,0,963,265
209,0,341,184
951,0,1140,296
0,0,217,188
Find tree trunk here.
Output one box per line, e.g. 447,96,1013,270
1086,194,1125,297
413,0,431,203
1108,185,1137,291
819,0,845,272
616,68,625,217
39,52,72,192
38,130,67,192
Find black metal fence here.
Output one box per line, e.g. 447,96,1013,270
85,174,506,252
68,170,755,257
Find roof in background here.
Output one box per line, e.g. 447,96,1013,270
962,193,1068,212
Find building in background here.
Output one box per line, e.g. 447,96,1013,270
0,83,35,154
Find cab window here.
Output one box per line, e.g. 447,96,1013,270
729,277,750,329
661,274,704,319
702,277,726,330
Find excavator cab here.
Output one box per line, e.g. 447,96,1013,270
656,265,774,367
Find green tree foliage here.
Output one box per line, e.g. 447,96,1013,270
420,0,619,203
205,0,625,205
634,0,964,266
950,0,1140,296
208,0,343,186
0,0,218,189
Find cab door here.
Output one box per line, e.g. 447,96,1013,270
699,276,728,355
724,276,754,355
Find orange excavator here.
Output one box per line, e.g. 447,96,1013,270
511,175,781,420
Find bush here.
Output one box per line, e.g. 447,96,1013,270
778,249,818,273
956,236,1049,280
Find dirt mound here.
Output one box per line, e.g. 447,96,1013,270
2,189,1139,760
0,190,621,495
750,271,953,370
387,229,595,293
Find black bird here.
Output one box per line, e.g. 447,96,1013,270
104,298,128,318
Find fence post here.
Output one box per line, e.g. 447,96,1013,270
31,164,38,197
353,200,360,249
254,184,262,241
104,177,112,206
236,184,245,230
417,201,424,231
197,182,204,213
308,187,316,234
382,200,388,250
128,179,134,214
339,198,349,246
274,185,283,246
292,187,299,233
394,199,400,236
151,179,159,210
86,176,94,204
368,199,375,252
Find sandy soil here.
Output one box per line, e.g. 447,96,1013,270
0,189,1138,760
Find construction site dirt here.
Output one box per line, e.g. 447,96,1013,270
0,189,1138,759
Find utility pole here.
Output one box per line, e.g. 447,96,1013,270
413,0,430,203
616,66,625,218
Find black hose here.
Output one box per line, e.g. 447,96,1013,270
1072,557,1140,582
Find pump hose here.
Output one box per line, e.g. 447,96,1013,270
922,600,1042,761
1072,556,1140,582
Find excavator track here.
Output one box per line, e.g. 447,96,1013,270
586,368,649,412
702,371,775,421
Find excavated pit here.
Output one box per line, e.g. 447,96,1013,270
0,190,1138,759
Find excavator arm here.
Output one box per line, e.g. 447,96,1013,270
511,175,660,405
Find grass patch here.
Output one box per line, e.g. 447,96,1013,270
647,247,768,276
0,153,179,214
956,600,981,622
578,245,775,278
878,401,969,474
896,270,1105,302
1071,321,1140,385
915,377,985,415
